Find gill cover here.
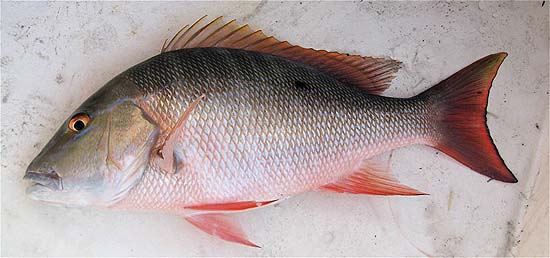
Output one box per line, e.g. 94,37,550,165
97,101,159,204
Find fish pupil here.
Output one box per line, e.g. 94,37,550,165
74,120,85,131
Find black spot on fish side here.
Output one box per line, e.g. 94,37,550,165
294,80,307,90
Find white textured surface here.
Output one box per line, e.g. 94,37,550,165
1,2,548,256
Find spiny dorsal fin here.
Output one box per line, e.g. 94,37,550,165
162,15,401,95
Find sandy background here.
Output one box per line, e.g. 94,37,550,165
1,1,548,256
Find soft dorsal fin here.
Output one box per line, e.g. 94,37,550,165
320,155,426,195
162,15,401,95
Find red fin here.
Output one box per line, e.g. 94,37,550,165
186,200,277,211
418,53,517,183
162,15,401,95
148,94,204,174
184,213,259,248
320,157,426,195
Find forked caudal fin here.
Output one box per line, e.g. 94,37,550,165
418,52,517,183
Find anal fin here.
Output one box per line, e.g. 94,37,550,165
184,213,259,248
321,156,426,196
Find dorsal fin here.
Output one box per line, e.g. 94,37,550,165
162,15,401,95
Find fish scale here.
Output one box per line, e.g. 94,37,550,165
115,48,436,211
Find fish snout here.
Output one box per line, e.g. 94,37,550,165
23,170,63,191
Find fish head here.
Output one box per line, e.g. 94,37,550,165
24,79,159,207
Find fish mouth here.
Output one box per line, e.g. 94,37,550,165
23,171,63,191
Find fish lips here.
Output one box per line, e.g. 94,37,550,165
23,171,64,192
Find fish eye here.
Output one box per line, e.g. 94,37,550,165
68,113,90,132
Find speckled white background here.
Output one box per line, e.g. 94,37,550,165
1,1,548,256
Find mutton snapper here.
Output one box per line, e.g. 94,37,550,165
24,16,517,247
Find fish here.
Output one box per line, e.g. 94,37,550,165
24,16,517,247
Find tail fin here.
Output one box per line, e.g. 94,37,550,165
418,52,517,183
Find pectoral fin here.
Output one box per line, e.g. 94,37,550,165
153,94,205,174
184,213,260,248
